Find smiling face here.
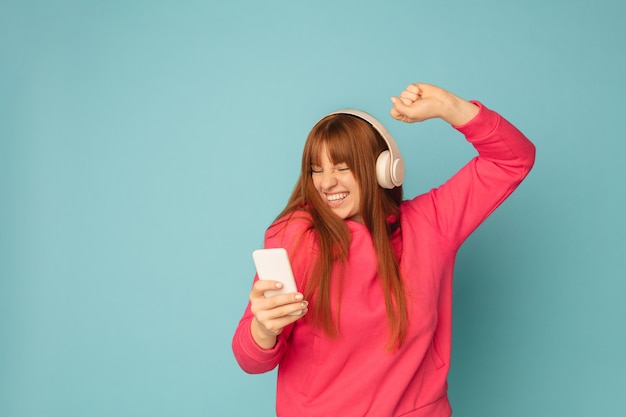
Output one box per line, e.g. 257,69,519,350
311,143,363,223
300,113,398,226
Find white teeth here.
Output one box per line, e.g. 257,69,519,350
327,192,348,201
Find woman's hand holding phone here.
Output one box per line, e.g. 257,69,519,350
249,248,308,349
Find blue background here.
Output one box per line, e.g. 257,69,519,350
1,1,625,416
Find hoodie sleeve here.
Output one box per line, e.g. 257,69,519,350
231,306,290,374
404,101,536,248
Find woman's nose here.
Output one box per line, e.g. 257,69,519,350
320,170,338,189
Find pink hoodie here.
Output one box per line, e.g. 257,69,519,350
232,102,536,416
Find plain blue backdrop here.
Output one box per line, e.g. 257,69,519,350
1,1,625,416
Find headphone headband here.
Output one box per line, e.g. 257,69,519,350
323,109,405,188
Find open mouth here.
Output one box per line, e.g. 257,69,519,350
326,192,348,206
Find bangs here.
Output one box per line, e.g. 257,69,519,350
308,114,377,169
309,126,356,168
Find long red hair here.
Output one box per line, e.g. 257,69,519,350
271,113,408,349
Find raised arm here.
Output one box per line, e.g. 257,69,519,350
392,83,536,247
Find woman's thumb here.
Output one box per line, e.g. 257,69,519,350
390,96,412,119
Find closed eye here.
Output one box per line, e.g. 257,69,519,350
310,165,350,174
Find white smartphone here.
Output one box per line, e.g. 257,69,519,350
252,248,299,297
252,248,302,316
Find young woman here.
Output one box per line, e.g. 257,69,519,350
232,83,535,416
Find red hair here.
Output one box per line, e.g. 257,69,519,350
272,114,408,349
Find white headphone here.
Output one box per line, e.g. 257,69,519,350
325,109,405,189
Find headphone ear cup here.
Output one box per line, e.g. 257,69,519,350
391,157,405,187
376,150,394,189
